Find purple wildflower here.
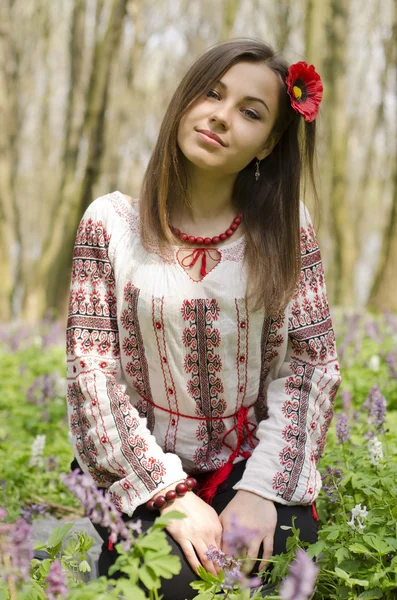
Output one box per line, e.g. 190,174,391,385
205,545,229,568
365,319,381,342
205,545,261,591
222,513,257,556
222,561,245,590
62,469,132,546
321,466,342,503
364,385,387,430
46,559,68,599
336,413,350,444
340,390,352,411
385,351,397,379
20,503,47,523
11,518,33,580
27,374,56,406
279,548,318,600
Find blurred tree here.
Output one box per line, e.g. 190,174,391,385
21,0,128,321
323,0,356,305
368,0,397,310
0,0,17,320
0,0,395,322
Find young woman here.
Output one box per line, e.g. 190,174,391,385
66,38,341,598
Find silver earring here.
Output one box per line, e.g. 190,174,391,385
255,159,261,181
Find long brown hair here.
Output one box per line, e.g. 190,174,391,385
139,38,319,314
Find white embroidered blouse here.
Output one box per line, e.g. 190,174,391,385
66,190,341,516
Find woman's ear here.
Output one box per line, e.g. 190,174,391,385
256,134,279,160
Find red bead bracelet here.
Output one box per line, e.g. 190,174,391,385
146,477,198,511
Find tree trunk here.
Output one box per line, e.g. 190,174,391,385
0,0,18,320
323,0,356,306
21,0,127,322
367,0,397,311
220,0,242,40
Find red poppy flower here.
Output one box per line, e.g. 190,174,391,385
286,61,323,122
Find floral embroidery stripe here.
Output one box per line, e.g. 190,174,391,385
121,282,155,433
288,316,333,339
301,247,321,269
182,299,226,470
68,315,118,331
73,246,109,260
255,313,285,422
106,378,165,491
89,374,127,477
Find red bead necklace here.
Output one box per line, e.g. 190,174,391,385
170,211,243,246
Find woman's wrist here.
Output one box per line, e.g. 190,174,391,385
147,477,198,511
151,479,185,501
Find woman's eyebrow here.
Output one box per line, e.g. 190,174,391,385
215,80,270,113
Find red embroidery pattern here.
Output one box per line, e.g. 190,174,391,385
272,223,339,501
109,193,140,234
182,299,226,470
121,282,155,433
314,381,339,462
67,381,118,486
152,296,180,452
255,313,285,422
66,218,118,357
273,361,314,500
107,380,166,491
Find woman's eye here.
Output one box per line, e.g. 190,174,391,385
243,109,260,120
205,89,219,99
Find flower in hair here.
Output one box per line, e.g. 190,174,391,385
286,61,323,122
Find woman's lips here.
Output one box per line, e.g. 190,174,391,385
196,131,224,147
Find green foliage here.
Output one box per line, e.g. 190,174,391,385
1,312,397,599
0,341,78,520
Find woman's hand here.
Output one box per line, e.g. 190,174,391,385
219,490,277,571
153,484,223,576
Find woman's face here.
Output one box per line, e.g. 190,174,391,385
177,60,282,176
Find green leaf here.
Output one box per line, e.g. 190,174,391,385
357,590,384,599
151,510,186,529
349,542,371,555
190,593,214,600
138,564,160,590
146,553,182,578
46,523,74,548
114,580,147,600
189,580,215,593
22,580,47,600
335,547,350,563
195,565,223,584
349,578,369,588
307,539,326,558
363,534,394,555
326,529,340,541
136,530,171,553
335,567,350,581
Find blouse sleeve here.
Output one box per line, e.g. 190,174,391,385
66,197,187,516
233,203,341,505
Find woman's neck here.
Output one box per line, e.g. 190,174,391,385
172,167,238,224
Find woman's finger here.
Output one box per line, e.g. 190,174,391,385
195,538,219,576
258,534,274,572
178,539,201,575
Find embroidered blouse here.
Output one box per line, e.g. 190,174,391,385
66,190,341,516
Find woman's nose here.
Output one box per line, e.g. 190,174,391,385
209,113,229,130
